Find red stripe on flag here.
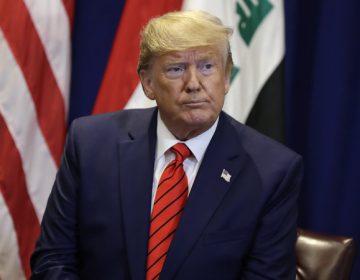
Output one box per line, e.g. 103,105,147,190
62,0,75,28
0,115,41,279
0,0,66,166
92,0,183,114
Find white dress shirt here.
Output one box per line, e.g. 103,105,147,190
151,113,218,209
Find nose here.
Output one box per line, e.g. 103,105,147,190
184,66,201,93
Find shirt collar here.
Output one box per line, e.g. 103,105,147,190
155,112,218,162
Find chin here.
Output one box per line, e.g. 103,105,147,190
185,114,214,129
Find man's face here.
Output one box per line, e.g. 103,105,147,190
140,46,230,140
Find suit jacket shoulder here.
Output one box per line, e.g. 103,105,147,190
70,107,157,141
223,111,302,176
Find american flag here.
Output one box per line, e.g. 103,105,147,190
0,0,74,278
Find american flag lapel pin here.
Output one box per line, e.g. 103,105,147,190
220,169,231,183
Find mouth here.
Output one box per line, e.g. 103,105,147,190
183,100,207,108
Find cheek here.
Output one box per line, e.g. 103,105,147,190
207,80,227,103
156,78,183,95
155,85,183,109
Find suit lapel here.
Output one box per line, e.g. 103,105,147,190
117,109,157,280
161,113,249,279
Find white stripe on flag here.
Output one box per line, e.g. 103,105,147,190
125,83,156,109
224,0,284,121
23,0,71,111
0,29,58,221
0,194,26,280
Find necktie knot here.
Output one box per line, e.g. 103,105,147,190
170,143,191,162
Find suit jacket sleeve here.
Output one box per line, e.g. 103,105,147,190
30,120,81,279
242,154,303,279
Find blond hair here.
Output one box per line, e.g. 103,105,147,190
137,10,233,73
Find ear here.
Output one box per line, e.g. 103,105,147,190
224,68,231,95
139,69,156,100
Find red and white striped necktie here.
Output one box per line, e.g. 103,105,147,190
146,143,191,280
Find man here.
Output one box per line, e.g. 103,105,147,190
31,11,302,279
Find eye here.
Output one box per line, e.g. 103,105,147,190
165,65,185,78
199,61,215,75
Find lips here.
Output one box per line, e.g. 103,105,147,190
183,100,207,108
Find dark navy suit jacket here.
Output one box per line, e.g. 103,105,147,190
31,107,302,279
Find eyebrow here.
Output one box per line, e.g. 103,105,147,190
168,49,218,58
164,54,217,64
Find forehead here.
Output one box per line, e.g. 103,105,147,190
156,46,225,64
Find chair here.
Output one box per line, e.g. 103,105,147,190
296,228,357,280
